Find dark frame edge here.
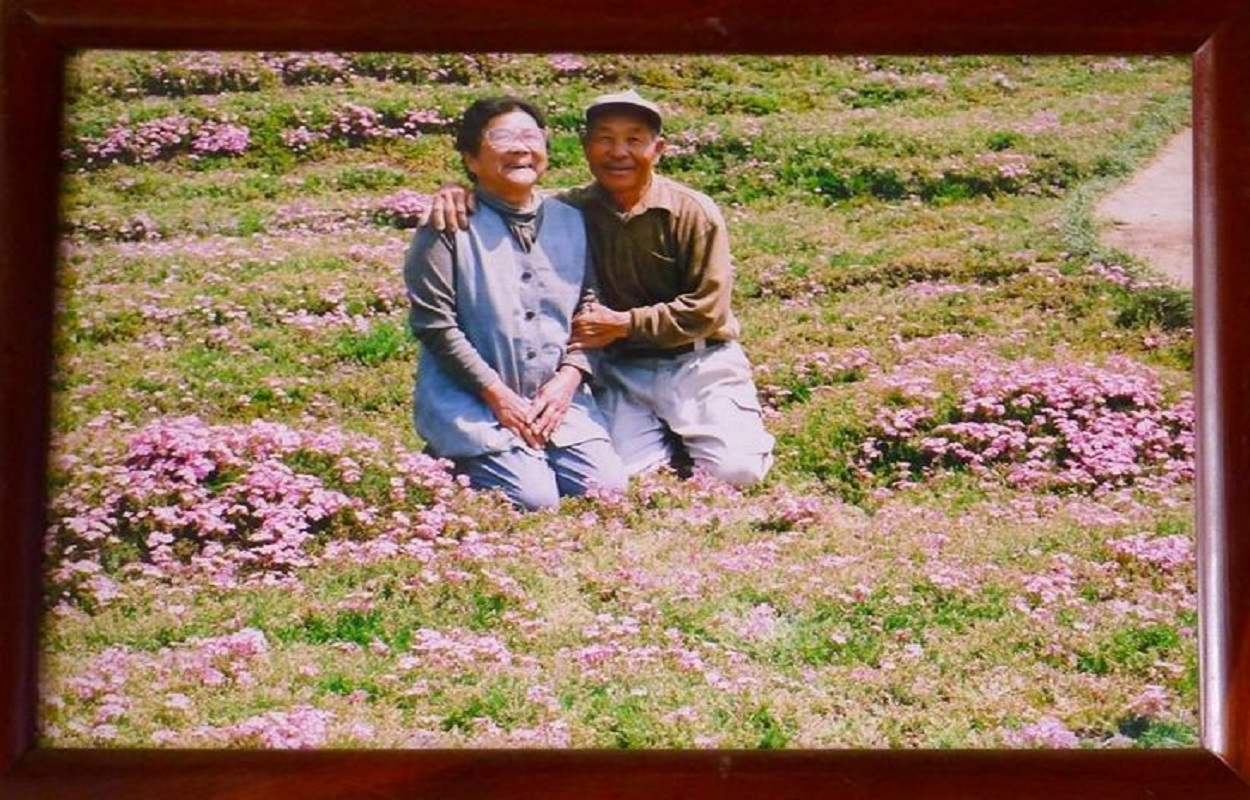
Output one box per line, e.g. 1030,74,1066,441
0,0,61,777
1194,0,1250,778
4,747,1250,799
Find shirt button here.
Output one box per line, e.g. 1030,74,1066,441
524,310,536,320
521,272,533,282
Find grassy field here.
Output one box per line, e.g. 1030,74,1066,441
41,51,1196,750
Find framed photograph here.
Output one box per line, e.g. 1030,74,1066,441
3,1,1249,798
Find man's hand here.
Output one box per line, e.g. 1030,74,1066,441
481,381,543,449
428,183,475,232
528,366,582,443
569,302,630,351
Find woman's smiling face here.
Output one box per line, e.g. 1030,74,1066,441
462,109,549,204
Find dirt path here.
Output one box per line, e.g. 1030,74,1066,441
1094,127,1193,288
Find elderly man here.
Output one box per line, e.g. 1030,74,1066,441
431,89,774,487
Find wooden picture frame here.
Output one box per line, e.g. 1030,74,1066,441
3,1,1249,797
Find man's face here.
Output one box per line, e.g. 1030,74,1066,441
582,112,665,204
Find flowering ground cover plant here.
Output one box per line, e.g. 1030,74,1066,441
43,52,1196,750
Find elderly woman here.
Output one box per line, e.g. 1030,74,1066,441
404,96,625,510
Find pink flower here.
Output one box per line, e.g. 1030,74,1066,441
1130,684,1171,717
1002,716,1080,748
858,352,1193,494
1107,533,1192,572
219,705,333,749
374,190,431,228
191,121,250,157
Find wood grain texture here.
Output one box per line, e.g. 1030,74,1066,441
14,0,1242,52
1194,0,1250,777
0,0,63,778
5,748,1250,800
3,0,1249,797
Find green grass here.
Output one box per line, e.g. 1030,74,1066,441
41,51,1199,751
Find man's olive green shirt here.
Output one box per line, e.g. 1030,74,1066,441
564,175,741,350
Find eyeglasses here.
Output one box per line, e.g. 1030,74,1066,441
483,127,547,149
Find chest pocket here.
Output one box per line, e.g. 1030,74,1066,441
600,210,682,303
642,219,677,264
